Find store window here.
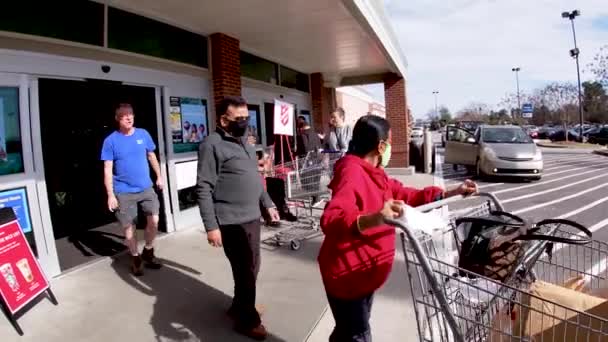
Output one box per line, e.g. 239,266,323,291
247,104,262,145
0,88,24,176
241,52,279,85
280,66,310,93
170,97,209,154
108,7,208,67
0,1,104,46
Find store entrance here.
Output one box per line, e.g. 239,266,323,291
38,78,166,271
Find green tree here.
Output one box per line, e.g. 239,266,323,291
439,106,452,124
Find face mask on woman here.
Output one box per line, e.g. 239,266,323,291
380,143,392,168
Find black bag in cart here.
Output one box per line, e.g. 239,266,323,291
456,211,592,282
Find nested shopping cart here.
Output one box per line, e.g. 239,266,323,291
263,151,342,250
387,192,608,341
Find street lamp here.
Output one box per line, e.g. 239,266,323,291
432,91,439,119
511,67,521,120
562,9,584,138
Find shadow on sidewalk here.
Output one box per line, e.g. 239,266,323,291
110,256,287,342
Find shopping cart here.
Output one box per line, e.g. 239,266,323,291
263,151,342,250
386,193,607,342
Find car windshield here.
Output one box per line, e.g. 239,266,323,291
481,127,533,144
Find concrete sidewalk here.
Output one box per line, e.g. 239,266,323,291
1,173,436,342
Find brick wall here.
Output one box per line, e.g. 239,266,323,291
210,33,241,116
384,73,409,167
310,73,335,133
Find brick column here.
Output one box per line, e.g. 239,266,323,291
310,73,336,133
384,73,409,167
210,33,241,115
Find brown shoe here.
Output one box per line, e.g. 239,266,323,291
235,324,268,340
131,255,144,276
141,247,162,269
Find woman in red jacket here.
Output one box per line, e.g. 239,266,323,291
319,115,477,341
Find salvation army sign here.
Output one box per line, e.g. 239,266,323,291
273,99,294,136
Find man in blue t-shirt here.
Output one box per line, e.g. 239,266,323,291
101,103,163,276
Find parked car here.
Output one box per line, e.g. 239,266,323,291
588,127,608,145
411,126,424,139
444,125,543,180
548,129,583,142
537,126,556,139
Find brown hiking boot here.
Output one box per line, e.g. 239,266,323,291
131,255,144,276
141,247,162,269
235,324,268,341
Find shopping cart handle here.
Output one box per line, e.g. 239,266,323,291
414,191,504,213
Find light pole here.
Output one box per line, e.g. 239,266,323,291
511,67,521,120
432,91,439,120
562,9,584,138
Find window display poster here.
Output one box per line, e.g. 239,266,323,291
169,97,182,144
172,97,209,154
0,218,49,314
0,188,31,234
248,109,261,145
181,97,207,144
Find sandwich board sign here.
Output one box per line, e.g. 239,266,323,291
0,207,58,336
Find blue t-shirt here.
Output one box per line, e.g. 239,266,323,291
100,128,156,194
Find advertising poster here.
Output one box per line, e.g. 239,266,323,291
0,219,49,314
273,99,294,136
169,97,182,144
0,188,31,234
180,97,208,144
248,109,261,145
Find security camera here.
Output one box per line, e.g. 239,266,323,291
101,65,111,73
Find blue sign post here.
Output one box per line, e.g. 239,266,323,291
0,188,32,234
522,103,534,118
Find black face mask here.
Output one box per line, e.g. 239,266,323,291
227,119,249,137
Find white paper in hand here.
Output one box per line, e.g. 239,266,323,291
397,204,450,235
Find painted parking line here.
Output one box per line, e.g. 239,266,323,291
512,182,608,215
493,168,608,196
444,159,608,189
556,197,608,220
502,173,607,204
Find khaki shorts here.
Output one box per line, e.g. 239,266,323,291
115,188,160,227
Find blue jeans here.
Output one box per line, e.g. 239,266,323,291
327,293,374,342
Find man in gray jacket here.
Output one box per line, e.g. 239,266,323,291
197,96,279,340
324,107,352,154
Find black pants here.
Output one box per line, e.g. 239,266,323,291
266,177,290,213
220,220,262,329
327,293,374,342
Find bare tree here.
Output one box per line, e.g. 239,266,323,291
456,102,491,122
539,82,578,140
588,45,608,87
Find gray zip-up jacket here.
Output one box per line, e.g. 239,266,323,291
196,129,274,231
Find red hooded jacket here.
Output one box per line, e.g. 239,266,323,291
318,155,443,300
